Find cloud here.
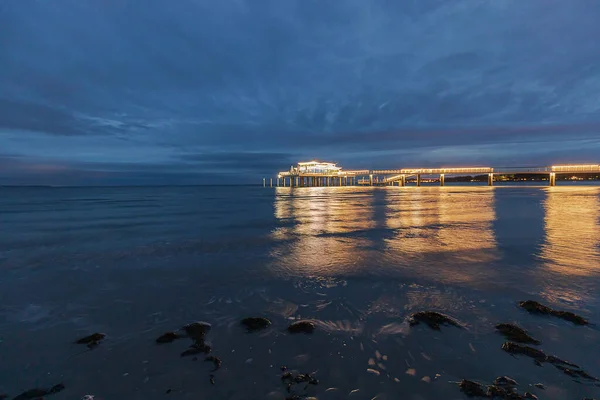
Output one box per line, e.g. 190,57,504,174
1,0,600,184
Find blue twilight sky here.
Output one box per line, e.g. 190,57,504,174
1,0,600,185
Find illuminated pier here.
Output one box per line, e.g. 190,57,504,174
267,162,600,187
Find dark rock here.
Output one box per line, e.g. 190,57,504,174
458,379,487,397
181,321,212,340
486,385,510,397
494,376,518,387
205,356,222,371
156,332,181,344
47,384,65,395
181,342,211,357
501,342,547,361
502,342,597,382
165,389,172,394
209,374,215,385
293,373,318,385
407,311,462,330
75,333,106,346
12,389,47,400
554,365,598,381
524,393,538,400
12,384,64,400
496,323,540,345
281,371,319,393
534,383,545,389
519,300,589,325
281,365,288,371
287,320,315,334
241,317,272,332
546,355,579,368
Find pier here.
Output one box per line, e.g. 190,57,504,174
267,161,600,187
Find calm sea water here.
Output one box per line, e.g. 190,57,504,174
1,185,599,400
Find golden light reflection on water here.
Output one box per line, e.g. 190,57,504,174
383,188,499,283
272,187,377,276
271,186,600,291
540,187,600,277
271,187,499,282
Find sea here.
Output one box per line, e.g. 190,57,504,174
0,184,599,400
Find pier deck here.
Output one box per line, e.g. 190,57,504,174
266,162,600,187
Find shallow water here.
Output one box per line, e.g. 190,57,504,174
1,185,599,399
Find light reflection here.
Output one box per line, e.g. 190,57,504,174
272,187,377,276
540,187,600,277
383,188,499,283
271,187,499,283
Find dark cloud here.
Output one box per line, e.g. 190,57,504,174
1,0,600,184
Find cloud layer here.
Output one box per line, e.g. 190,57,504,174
1,0,600,184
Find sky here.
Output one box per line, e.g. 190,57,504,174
1,0,600,185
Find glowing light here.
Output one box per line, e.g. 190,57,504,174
551,164,600,172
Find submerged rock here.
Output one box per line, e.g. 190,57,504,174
407,311,462,330
458,379,487,397
518,300,589,325
534,383,544,390
181,342,211,357
459,379,540,400
13,384,65,400
156,332,181,344
501,342,597,382
496,323,540,345
501,342,547,361
287,320,315,334
554,365,599,381
493,376,518,387
281,370,319,395
181,321,212,340
205,356,222,371
75,333,106,348
241,317,272,332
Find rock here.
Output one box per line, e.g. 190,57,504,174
486,385,510,397
502,342,597,382
181,342,211,357
534,383,544,389
546,355,579,368
501,342,547,361
205,356,222,371
75,333,106,348
281,370,319,395
524,393,538,400
156,332,181,344
493,376,518,387
458,379,487,397
241,317,272,332
407,311,462,330
554,365,598,381
13,384,65,400
181,321,212,340
287,320,316,334
496,323,541,344
209,374,215,385
518,300,589,325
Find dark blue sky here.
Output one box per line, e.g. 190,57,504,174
1,0,600,185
